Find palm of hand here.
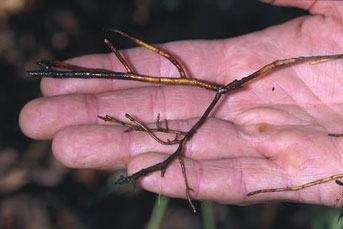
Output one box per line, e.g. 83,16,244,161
19,3,343,205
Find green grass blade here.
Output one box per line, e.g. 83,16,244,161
146,195,169,229
201,201,216,229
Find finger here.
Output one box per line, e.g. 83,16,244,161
40,40,229,96
128,153,337,205
20,81,307,141
52,125,129,170
51,119,261,170
262,0,343,16
20,80,317,141
19,85,216,139
19,93,98,139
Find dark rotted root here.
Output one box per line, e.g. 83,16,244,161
115,175,135,184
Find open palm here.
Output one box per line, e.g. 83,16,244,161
20,1,343,206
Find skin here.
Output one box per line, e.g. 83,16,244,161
19,1,343,206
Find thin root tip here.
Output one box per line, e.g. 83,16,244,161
97,115,106,120
26,70,44,77
112,29,122,34
26,71,35,76
246,192,255,196
103,28,122,34
115,175,134,184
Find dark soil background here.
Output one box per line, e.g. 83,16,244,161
0,0,342,228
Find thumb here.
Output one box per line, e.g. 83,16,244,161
260,0,343,17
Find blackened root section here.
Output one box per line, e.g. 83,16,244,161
116,92,223,212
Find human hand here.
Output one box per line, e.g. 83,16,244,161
19,1,343,206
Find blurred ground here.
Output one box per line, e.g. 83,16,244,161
1,0,342,228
